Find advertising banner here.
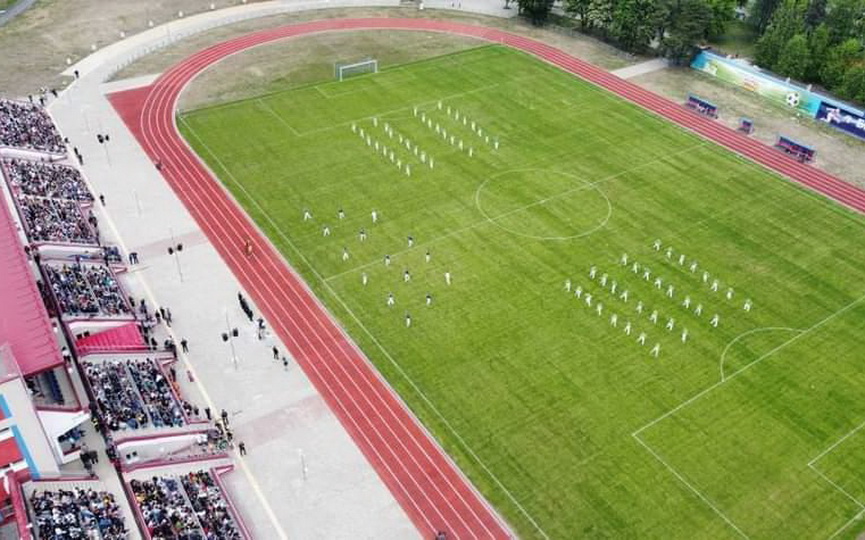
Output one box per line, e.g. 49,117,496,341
816,101,865,141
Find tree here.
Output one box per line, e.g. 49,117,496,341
565,0,594,28
807,23,832,80
661,0,714,63
776,34,812,78
824,0,865,44
611,0,660,51
518,0,556,24
587,0,616,35
755,0,808,68
751,0,783,32
821,38,864,87
804,0,828,30
705,0,738,38
840,63,865,102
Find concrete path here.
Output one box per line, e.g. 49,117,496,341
48,0,514,538
612,57,669,79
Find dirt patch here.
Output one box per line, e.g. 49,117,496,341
176,30,488,110
631,68,865,188
0,0,271,98
111,6,636,85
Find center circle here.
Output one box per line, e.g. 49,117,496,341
475,169,612,240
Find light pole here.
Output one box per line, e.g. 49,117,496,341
222,311,239,370
166,238,184,282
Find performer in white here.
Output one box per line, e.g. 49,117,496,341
681,328,689,343
610,313,618,327
710,313,720,327
565,279,572,292
665,318,675,331
744,298,753,312
650,343,661,358
624,321,632,335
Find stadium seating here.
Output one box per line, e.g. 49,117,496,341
83,358,189,432
18,196,97,245
3,158,93,201
29,487,128,539
130,471,241,539
44,263,130,317
0,99,65,154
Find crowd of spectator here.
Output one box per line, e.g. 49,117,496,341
84,358,193,433
18,196,97,245
30,487,127,539
84,360,149,432
4,158,93,201
128,359,189,429
130,471,241,540
181,471,242,539
44,263,130,317
129,476,204,539
0,100,65,154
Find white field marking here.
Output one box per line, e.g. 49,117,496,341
634,290,865,437
257,98,301,136
75,145,288,539
808,463,865,512
809,417,865,467
181,120,518,538
719,327,802,382
633,434,749,539
326,140,709,282
827,508,865,540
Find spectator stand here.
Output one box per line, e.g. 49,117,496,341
0,99,66,159
124,465,250,540
775,135,817,163
77,352,206,441
12,194,100,248
684,94,719,119
21,477,132,540
40,259,134,329
1,158,93,204
738,117,755,135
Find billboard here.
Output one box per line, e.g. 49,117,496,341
691,51,821,115
816,101,865,141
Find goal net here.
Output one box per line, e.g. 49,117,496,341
335,58,379,81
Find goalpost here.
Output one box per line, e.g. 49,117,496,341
335,58,379,81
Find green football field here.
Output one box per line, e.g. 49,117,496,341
180,45,865,539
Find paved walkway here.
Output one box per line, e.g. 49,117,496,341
611,57,669,79
49,1,515,538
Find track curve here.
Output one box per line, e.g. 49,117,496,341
123,17,865,540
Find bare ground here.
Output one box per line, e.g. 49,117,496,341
176,30,488,111
0,0,269,99
111,6,637,86
631,68,865,189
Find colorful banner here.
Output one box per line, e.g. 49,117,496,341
816,101,865,141
691,51,821,115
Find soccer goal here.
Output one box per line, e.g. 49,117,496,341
335,58,379,81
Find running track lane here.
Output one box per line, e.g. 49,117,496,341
108,17,865,540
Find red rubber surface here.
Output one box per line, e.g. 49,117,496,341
109,17,865,540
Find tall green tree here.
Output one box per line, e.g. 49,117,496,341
807,23,833,80
824,0,865,44
821,38,864,87
705,0,738,38
587,0,617,35
840,63,865,102
804,0,828,30
518,0,556,24
611,0,660,51
776,34,812,78
751,0,783,32
565,0,595,28
755,0,808,68
661,0,714,63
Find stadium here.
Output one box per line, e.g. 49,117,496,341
1,1,865,539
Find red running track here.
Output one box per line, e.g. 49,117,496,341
109,17,865,539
